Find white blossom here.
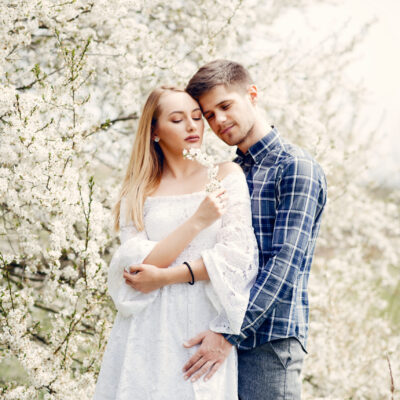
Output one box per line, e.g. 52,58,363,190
183,148,222,192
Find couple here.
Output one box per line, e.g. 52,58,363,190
93,60,327,400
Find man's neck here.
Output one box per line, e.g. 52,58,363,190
237,117,269,154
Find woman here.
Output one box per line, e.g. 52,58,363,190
93,87,258,400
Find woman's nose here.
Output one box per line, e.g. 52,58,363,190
187,118,197,131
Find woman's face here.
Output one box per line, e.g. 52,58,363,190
154,91,204,156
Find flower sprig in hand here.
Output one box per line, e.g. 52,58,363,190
183,148,221,192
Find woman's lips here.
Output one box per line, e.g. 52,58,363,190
185,135,200,142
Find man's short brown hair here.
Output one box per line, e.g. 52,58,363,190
186,59,253,100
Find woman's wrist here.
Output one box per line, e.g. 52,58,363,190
163,264,193,286
159,267,173,286
188,214,208,233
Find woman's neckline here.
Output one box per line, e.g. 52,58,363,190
145,172,241,200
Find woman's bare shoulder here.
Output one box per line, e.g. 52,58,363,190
216,161,243,180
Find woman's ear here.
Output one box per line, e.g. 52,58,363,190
151,126,158,142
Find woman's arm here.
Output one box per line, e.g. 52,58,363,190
109,188,223,316
123,258,208,293
165,162,258,334
142,191,225,268
124,162,250,290
151,162,242,273
121,186,226,269
146,162,244,271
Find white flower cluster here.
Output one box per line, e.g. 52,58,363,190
183,148,222,192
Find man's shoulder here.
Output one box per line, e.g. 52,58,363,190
275,141,325,179
279,139,311,161
253,135,310,167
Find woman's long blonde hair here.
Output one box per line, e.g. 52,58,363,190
113,86,185,232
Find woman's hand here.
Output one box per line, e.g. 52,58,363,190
123,264,168,293
192,188,227,230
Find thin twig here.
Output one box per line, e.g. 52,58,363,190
6,44,18,59
387,354,395,400
66,3,94,23
34,302,59,314
16,66,65,91
84,113,138,138
0,252,15,310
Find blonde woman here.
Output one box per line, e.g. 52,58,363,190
93,87,258,400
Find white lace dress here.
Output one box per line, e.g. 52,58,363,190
93,173,258,400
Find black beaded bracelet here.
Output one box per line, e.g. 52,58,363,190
183,261,195,285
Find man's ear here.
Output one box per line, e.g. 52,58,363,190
247,85,258,105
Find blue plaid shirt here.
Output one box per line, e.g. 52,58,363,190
223,127,327,351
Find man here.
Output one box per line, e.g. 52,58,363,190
182,60,327,399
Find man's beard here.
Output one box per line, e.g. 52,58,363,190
232,122,255,147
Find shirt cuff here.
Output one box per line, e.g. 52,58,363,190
222,333,244,346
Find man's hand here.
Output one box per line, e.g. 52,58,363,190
182,330,233,382
123,264,167,293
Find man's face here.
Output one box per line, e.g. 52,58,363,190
198,84,257,148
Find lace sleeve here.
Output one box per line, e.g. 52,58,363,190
201,173,259,335
107,197,158,318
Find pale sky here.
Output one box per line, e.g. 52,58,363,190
345,0,400,184
253,0,400,186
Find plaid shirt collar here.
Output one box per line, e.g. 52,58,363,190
235,126,282,165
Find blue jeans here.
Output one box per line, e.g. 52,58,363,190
238,337,305,400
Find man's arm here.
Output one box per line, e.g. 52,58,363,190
182,157,326,382
224,157,326,345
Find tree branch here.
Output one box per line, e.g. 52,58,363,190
84,113,138,138
16,66,65,91
5,44,18,59
67,3,94,23
34,302,60,314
